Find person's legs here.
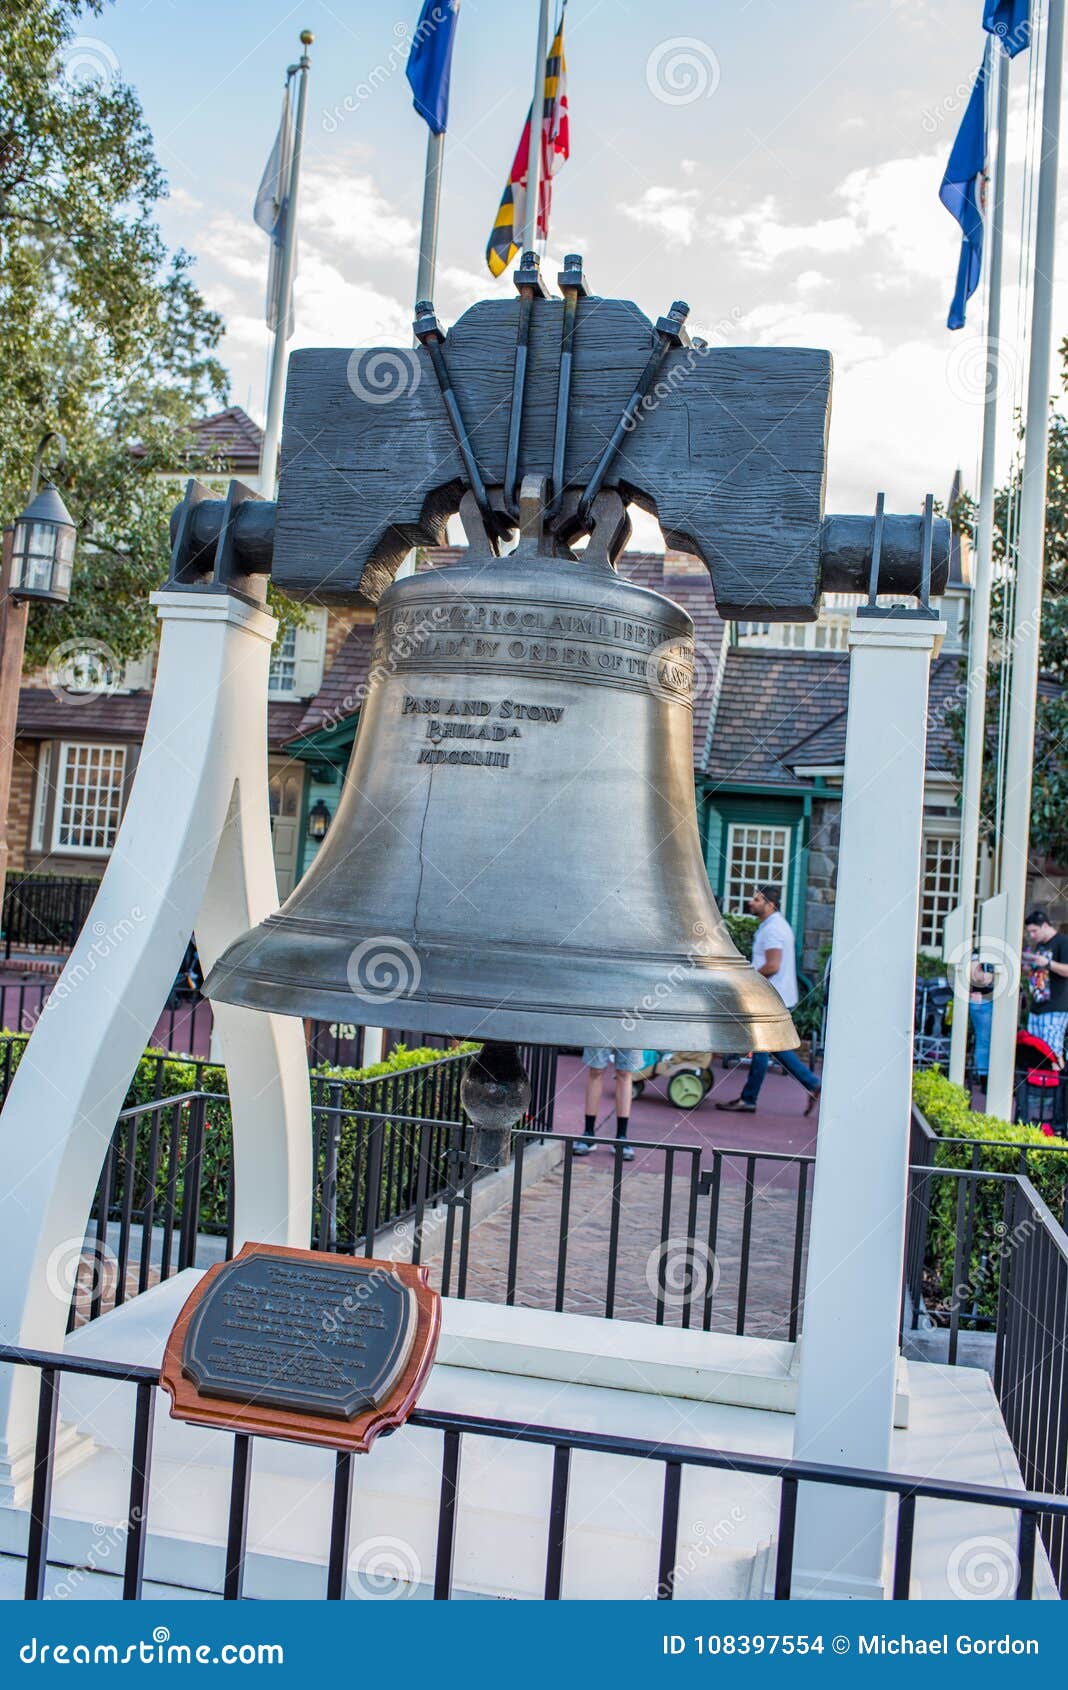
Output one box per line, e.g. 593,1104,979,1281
575,1050,609,1154
716,1050,768,1111
610,1053,645,1159
584,1065,603,1120
969,999,993,1079
741,1050,770,1105
777,1047,821,1092
614,1069,633,1120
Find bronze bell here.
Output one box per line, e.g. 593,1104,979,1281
205,482,797,1056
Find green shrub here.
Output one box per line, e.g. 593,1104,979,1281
0,1033,479,1238
723,912,757,957
912,1068,1067,1319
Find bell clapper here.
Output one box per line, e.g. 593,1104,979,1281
460,1042,532,1170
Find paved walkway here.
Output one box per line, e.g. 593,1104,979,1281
421,1053,822,1337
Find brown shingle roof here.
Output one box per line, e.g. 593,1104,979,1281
291,623,377,739
16,686,305,753
703,649,852,787
131,407,264,474
190,407,263,473
705,649,967,787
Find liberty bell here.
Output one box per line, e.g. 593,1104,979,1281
199,264,947,1074
206,472,796,1057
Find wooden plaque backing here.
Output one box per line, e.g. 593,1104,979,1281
160,1243,441,1454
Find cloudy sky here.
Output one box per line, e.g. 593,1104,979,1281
85,0,1066,534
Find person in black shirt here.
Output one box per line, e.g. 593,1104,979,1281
1023,908,1068,1063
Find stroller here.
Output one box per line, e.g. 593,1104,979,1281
631,1051,716,1110
1013,1028,1064,1128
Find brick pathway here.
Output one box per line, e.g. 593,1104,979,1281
421,1054,821,1337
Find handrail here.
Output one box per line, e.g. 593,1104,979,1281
0,1341,1065,1521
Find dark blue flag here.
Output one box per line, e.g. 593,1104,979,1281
940,57,987,330
406,0,461,134
983,0,1031,56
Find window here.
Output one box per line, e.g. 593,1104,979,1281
724,823,791,914
268,625,298,695
919,833,961,952
31,744,52,852
52,743,127,854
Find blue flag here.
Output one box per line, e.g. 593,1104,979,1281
940,56,987,330
406,0,461,134
983,0,1031,55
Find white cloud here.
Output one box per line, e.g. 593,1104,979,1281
621,186,701,246
299,158,418,260
290,253,409,350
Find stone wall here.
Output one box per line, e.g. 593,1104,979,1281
802,796,840,974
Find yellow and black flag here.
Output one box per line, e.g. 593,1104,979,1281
486,7,570,277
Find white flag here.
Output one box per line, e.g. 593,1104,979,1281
253,80,296,339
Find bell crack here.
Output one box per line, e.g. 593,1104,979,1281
411,765,435,943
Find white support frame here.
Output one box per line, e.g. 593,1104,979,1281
790,610,945,1597
0,590,312,1501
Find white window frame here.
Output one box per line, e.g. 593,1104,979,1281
723,822,792,916
31,742,52,853
268,624,298,696
268,608,328,700
51,742,127,857
918,830,961,954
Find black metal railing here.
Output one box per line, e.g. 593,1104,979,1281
1,875,100,959
3,1341,1063,1601
900,1161,1068,1595
0,983,215,1057
995,1175,1068,1596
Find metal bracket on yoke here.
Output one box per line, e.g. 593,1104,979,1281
559,298,691,543
414,299,509,552
503,252,551,519
546,252,590,520
856,491,940,620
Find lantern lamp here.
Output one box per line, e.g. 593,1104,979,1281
9,433,76,606
10,484,77,605
306,799,331,842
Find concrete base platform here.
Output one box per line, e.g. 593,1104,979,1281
0,1275,1055,1601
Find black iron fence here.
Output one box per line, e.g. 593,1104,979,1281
1,875,100,959
996,1175,1068,1594
4,1339,1063,1601
0,978,214,1055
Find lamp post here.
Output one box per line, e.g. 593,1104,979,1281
0,432,77,922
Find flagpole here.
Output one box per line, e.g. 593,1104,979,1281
415,128,445,307
986,0,1065,1120
948,43,1011,1087
522,0,551,252
259,31,313,498
399,123,444,590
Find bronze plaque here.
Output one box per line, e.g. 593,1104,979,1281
160,1245,441,1453
181,1252,417,1420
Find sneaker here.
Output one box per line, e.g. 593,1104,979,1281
715,1097,756,1113
617,1142,635,1161
804,1087,821,1118
572,1135,596,1156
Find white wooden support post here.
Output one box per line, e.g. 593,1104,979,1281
790,610,944,1598
0,590,312,1502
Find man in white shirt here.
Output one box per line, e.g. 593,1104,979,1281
716,884,821,1114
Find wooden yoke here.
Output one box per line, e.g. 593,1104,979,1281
167,261,951,621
